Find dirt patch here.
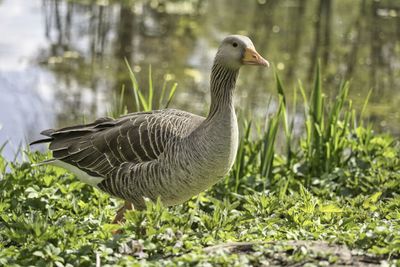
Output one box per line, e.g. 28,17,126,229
204,241,384,266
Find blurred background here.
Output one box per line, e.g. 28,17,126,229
0,0,399,160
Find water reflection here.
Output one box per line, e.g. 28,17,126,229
39,0,208,123
0,0,399,159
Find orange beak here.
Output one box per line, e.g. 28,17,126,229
242,47,269,67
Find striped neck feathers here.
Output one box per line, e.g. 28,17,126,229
206,62,239,120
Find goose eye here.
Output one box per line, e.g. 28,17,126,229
232,42,238,48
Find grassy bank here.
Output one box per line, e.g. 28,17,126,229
0,66,399,266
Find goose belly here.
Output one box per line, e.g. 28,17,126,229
120,156,232,207
156,138,239,206
52,160,104,186
155,169,224,207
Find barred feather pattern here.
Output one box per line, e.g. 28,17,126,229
34,62,240,210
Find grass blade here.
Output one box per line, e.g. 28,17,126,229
148,65,153,110
165,83,178,108
124,58,141,111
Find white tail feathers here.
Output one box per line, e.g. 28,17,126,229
31,159,104,186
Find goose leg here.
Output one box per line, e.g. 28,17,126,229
111,201,134,235
112,201,134,224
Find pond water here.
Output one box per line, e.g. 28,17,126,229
0,0,399,159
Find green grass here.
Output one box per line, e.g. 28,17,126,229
0,65,399,266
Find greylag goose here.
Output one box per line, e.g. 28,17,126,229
31,35,269,222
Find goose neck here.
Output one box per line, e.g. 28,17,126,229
206,63,239,121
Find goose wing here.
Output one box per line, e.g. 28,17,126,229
31,109,204,179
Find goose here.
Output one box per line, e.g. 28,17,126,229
30,35,269,223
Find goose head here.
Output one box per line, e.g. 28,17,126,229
214,35,269,70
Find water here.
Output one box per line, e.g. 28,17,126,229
0,0,399,159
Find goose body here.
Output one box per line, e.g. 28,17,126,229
31,35,268,213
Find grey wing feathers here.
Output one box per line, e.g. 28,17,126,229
31,109,204,178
